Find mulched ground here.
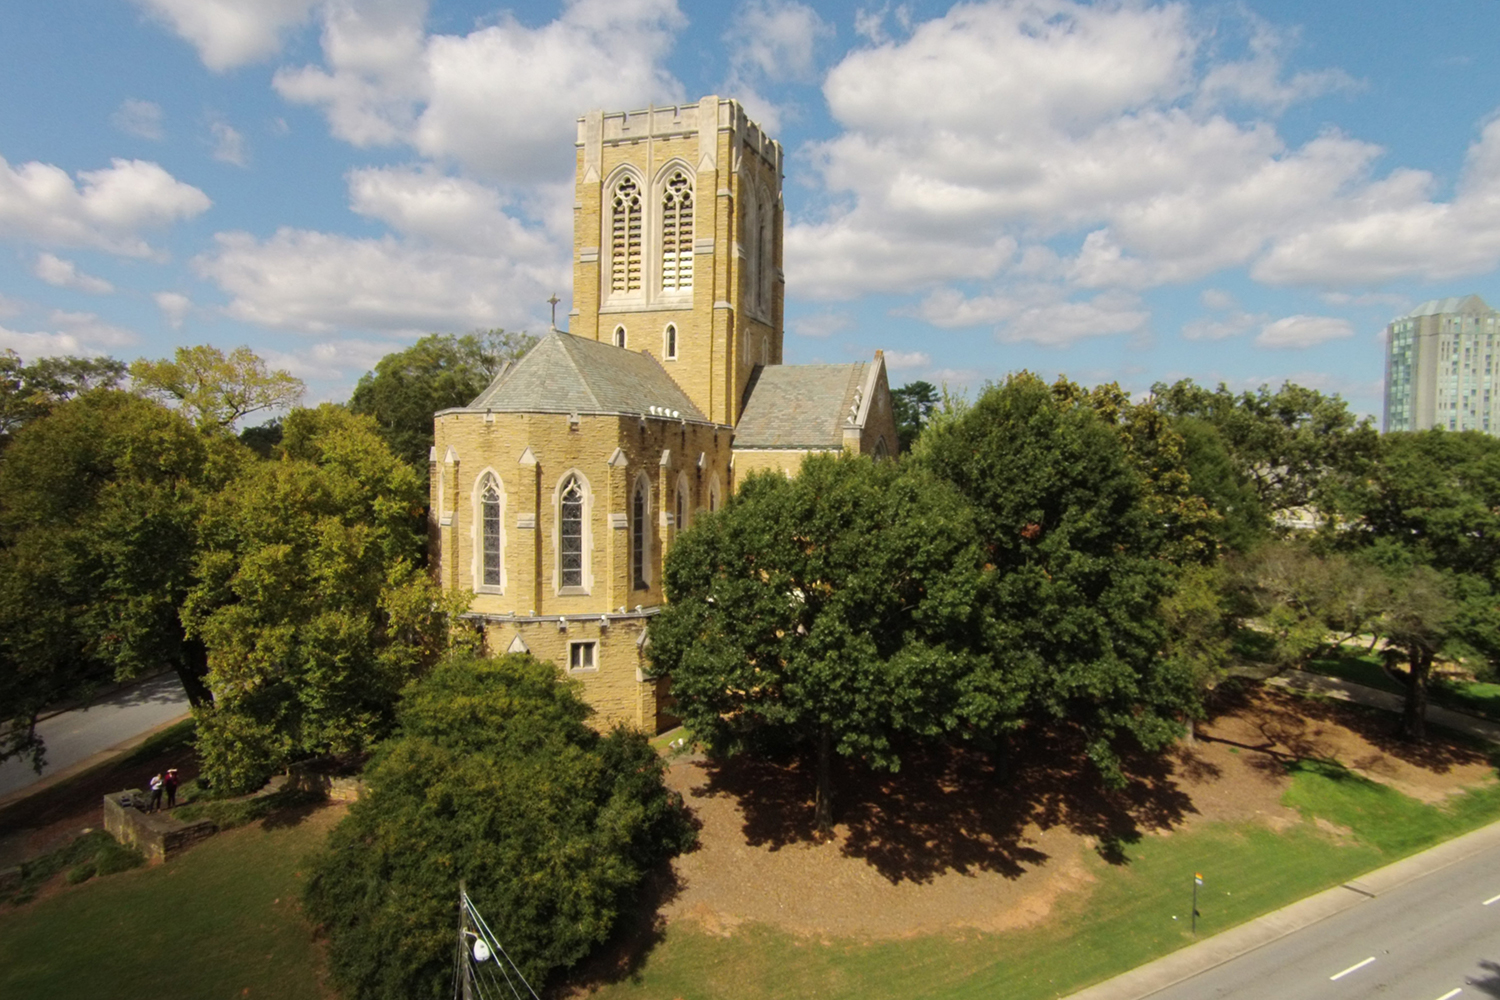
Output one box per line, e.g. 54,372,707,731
653,687,1495,941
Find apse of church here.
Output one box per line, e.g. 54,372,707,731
429,98,898,734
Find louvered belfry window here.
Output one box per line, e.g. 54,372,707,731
480,475,502,587
611,176,642,293
559,475,585,588
661,170,693,291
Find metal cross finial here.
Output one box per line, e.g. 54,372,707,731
548,293,560,330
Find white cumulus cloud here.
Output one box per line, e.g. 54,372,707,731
154,291,192,328
0,155,211,257
34,253,114,294
132,0,320,71
273,0,686,182
1255,314,1354,349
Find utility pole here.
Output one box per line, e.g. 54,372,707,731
459,880,474,1000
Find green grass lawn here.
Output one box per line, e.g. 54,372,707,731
0,805,337,1000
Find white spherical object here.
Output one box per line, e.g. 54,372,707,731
473,939,492,963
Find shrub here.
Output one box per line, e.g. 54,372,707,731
303,654,695,1000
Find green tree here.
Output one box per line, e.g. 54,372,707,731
131,344,304,430
0,350,126,445
303,654,693,999
0,390,237,768
182,405,453,791
348,329,537,467
917,373,1198,780
651,454,986,835
1150,379,1377,529
1352,430,1500,737
890,379,939,452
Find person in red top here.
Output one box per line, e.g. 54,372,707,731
164,768,179,809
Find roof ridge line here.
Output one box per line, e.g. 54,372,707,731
554,331,604,411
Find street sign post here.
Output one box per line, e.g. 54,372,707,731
1193,873,1203,933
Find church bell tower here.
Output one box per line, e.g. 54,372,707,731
569,96,783,427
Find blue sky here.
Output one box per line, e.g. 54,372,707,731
4,0,1500,419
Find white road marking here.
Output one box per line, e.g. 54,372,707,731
1433,989,1461,1000
1329,957,1375,981
1484,892,1500,906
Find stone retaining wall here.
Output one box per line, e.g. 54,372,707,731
102,790,217,863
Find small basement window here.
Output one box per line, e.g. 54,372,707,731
569,640,597,672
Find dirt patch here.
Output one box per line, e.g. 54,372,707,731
655,689,1492,942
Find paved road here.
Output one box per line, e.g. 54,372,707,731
0,673,190,799
1119,835,1500,1000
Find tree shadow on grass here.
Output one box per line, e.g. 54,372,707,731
688,724,1197,886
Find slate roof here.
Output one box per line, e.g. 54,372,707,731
734,362,869,449
460,331,706,421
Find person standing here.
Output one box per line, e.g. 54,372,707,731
148,773,164,813
164,768,179,809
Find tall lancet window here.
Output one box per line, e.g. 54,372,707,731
559,475,585,588
631,477,649,590
611,176,642,293
661,170,694,291
480,474,502,588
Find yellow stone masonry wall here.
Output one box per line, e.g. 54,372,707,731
478,615,674,732
432,408,728,732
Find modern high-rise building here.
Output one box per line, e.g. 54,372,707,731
1383,294,1500,433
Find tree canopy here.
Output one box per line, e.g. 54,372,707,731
1150,378,1378,531
0,389,237,768
890,380,939,452
131,344,304,430
916,373,1199,772
303,653,693,1000
183,405,452,791
348,329,537,467
653,454,986,832
0,350,125,445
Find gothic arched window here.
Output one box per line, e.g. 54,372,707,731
477,472,503,591
559,474,585,589
664,323,678,360
661,170,693,291
613,325,626,348
675,478,689,536
610,176,642,293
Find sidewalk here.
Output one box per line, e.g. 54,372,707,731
1268,670,1500,744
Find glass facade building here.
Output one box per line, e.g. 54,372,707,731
1383,295,1500,433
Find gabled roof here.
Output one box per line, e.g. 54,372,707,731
734,362,870,449
458,331,706,420
1405,295,1495,318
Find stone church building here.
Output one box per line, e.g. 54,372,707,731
429,97,898,732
